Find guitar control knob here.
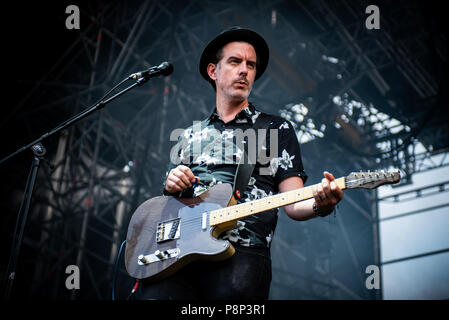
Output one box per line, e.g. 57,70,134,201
155,250,165,259
139,255,149,264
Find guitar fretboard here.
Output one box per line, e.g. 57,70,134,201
209,177,346,226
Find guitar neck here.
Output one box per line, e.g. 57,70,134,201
209,177,346,226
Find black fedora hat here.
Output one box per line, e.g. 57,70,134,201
199,26,269,88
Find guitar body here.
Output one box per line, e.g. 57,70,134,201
125,183,236,283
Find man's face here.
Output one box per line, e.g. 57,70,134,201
209,41,257,101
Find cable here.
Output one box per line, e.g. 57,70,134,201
127,280,140,300
112,239,127,300
95,76,133,105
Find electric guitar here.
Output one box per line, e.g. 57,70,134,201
125,170,400,282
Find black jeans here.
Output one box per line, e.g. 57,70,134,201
136,245,272,300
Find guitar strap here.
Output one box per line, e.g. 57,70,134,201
232,113,273,199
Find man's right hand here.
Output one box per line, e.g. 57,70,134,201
164,165,200,194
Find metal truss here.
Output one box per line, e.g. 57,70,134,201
2,0,446,300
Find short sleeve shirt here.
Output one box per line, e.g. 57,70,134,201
165,103,308,248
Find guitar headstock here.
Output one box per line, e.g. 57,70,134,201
346,170,401,189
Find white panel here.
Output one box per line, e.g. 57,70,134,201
382,251,449,299
378,192,449,220
379,207,449,263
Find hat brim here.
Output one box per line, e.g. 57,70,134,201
199,27,269,87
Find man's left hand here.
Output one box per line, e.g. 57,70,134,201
313,171,344,216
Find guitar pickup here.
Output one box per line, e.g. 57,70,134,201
138,248,180,265
156,218,180,243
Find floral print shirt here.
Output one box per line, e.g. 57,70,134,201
164,103,308,248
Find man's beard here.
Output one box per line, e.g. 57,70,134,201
222,80,252,101
227,87,251,100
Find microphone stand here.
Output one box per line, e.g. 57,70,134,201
1,75,152,299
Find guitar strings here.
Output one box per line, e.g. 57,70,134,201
171,176,384,228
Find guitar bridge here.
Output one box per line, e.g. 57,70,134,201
156,218,180,243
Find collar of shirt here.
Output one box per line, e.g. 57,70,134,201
207,103,257,125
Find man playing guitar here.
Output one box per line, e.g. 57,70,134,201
136,27,343,300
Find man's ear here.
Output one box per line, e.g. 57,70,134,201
207,63,217,81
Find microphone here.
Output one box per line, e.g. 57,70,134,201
129,62,174,80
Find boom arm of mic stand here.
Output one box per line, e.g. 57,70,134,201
0,78,146,165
